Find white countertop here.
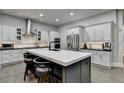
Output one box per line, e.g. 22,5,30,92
27,48,91,66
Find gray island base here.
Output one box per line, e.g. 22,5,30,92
27,48,91,83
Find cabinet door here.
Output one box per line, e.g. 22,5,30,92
84,26,94,41
92,51,99,64
2,50,19,64
0,25,2,40
99,51,111,67
18,49,26,61
41,30,49,42
81,57,91,82
0,51,1,69
92,51,111,67
94,25,104,41
10,50,19,62
103,23,111,41
3,25,9,41
3,25,17,41
9,27,17,40
94,23,111,41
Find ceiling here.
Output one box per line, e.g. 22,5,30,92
0,9,112,26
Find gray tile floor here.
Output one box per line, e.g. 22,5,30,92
0,62,124,83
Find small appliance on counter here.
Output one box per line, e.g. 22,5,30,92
1,44,14,49
102,42,111,51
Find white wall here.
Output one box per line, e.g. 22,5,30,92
57,10,117,49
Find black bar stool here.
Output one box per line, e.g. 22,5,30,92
33,57,51,83
23,52,36,81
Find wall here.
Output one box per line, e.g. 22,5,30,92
116,10,124,67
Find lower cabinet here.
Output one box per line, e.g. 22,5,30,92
0,51,1,69
2,50,19,64
18,49,27,61
1,49,27,65
80,49,111,68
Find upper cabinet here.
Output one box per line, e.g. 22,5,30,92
83,22,112,42
36,30,49,42
94,23,111,41
0,25,2,40
83,26,94,41
41,30,49,42
2,25,21,41
67,27,81,35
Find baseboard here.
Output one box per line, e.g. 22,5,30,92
111,63,124,68
1,61,24,67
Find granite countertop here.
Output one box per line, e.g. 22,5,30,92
27,48,91,66
80,48,112,52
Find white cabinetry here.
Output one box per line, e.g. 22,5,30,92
83,22,111,42
83,26,94,41
80,49,111,68
2,50,19,64
94,23,111,41
67,27,81,35
0,25,2,40
98,51,111,67
0,51,1,69
3,25,17,41
41,30,49,42
18,49,26,61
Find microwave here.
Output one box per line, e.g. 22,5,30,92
2,44,14,49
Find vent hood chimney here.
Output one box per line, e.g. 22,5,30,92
23,18,37,36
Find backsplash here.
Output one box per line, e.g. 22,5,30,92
81,41,111,50
0,35,48,48
22,35,37,43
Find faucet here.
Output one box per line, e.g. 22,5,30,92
49,41,55,50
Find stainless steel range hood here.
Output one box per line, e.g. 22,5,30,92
23,18,37,36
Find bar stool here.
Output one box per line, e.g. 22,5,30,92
33,57,51,83
23,52,36,81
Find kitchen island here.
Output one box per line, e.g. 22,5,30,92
27,48,91,83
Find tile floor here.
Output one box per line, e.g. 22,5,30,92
0,62,124,83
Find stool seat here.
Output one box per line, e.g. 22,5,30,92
33,57,51,83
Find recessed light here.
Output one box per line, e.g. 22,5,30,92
40,13,44,17
56,19,59,22
70,12,74,16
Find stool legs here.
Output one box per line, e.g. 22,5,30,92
37,77,40,83
37,73,51,83
24,65,28,81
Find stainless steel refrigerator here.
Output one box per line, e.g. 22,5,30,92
67,34,79,51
